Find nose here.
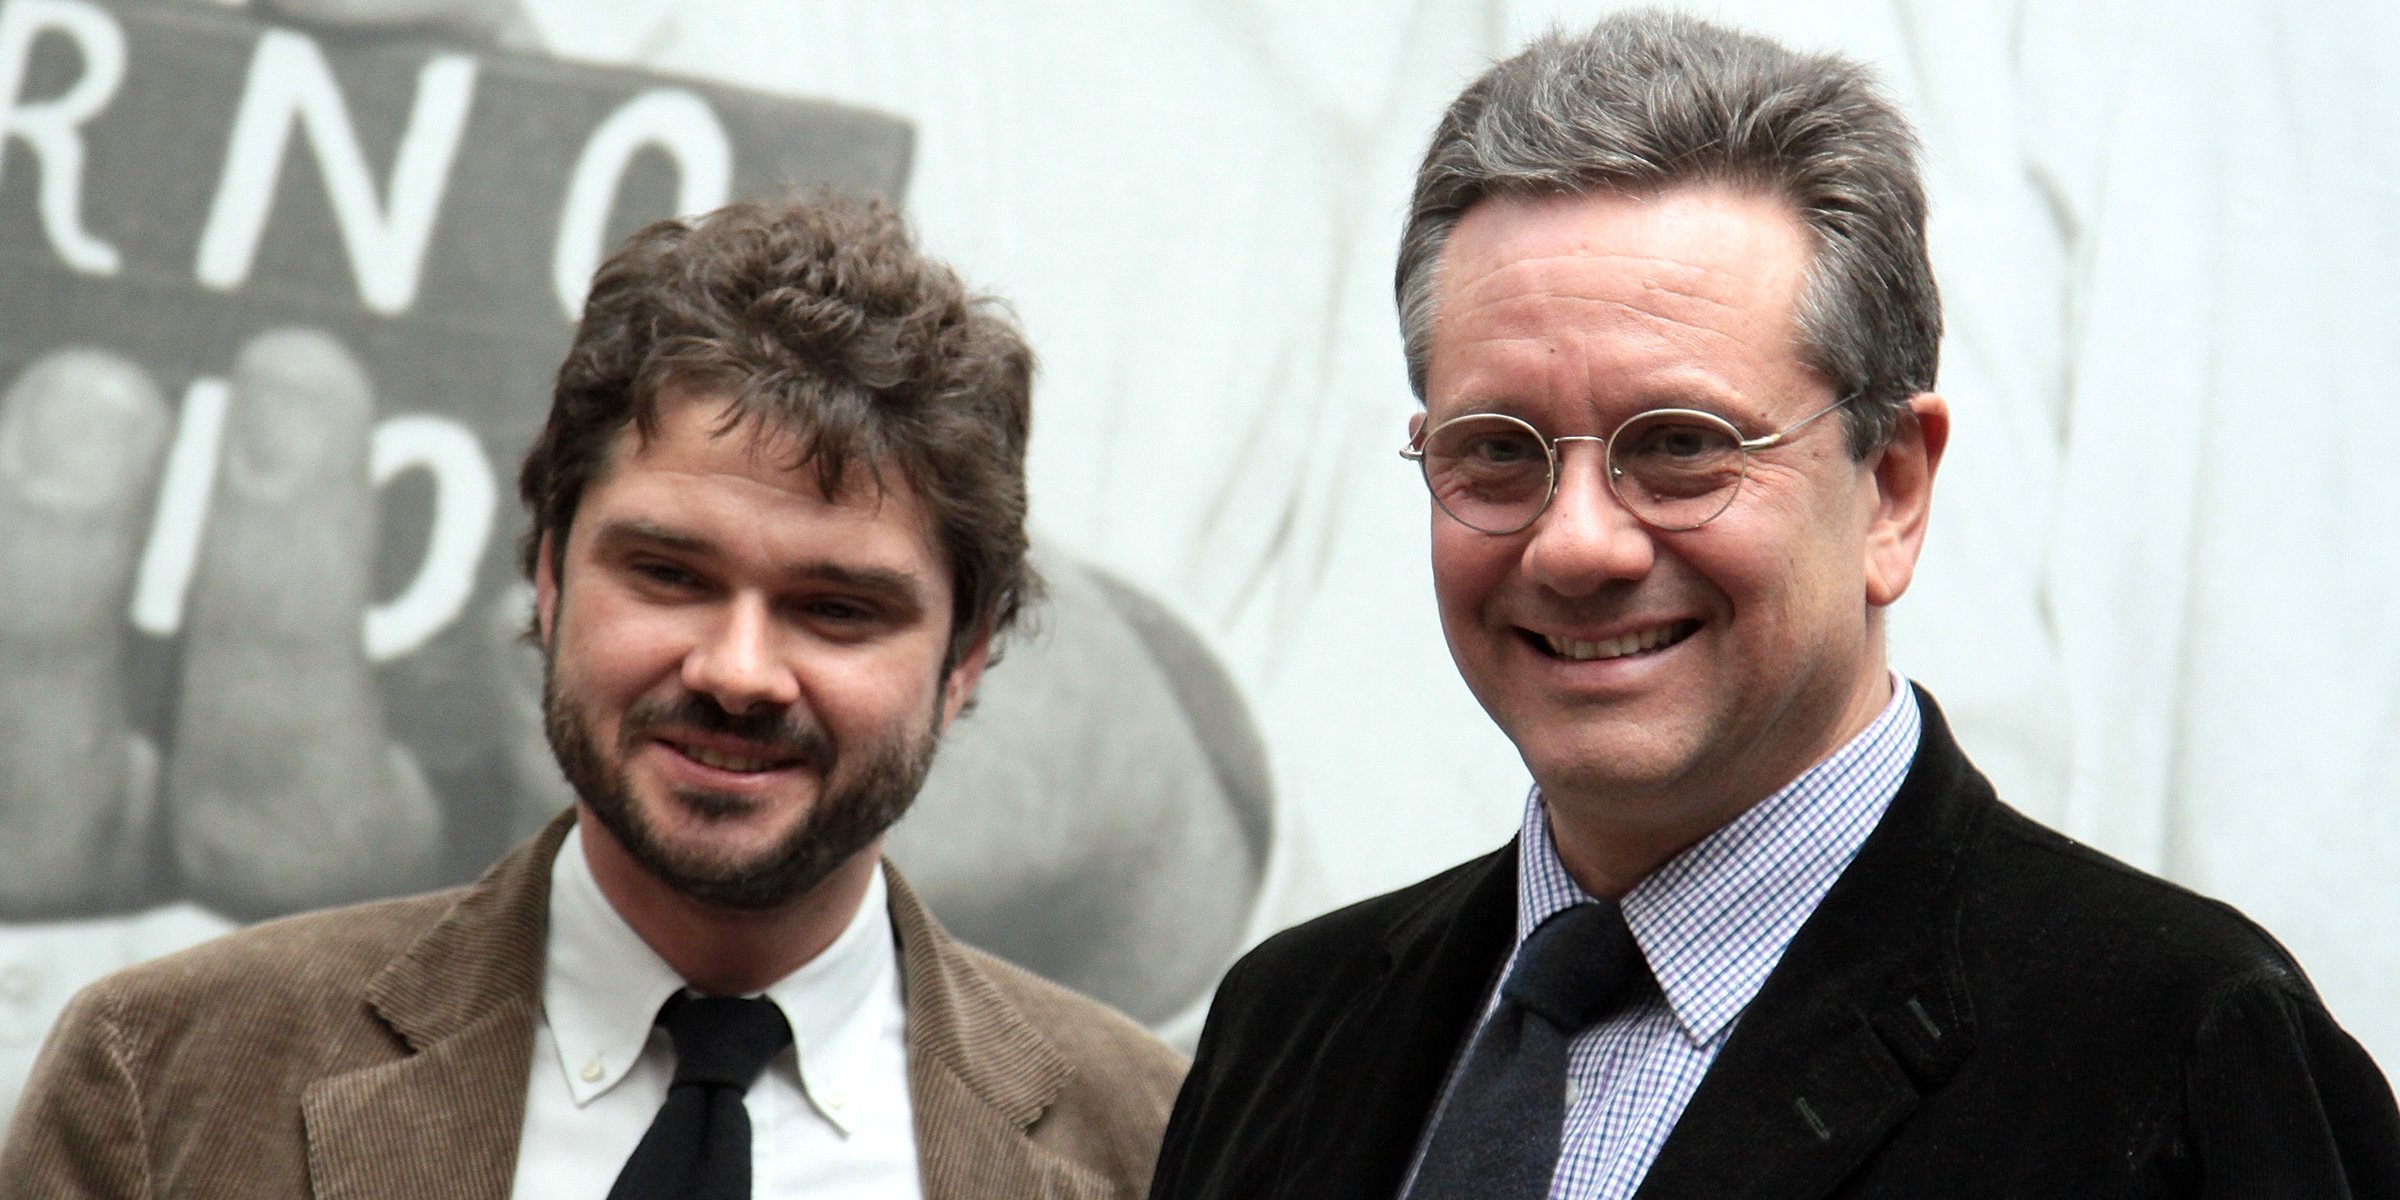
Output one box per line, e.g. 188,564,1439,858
1520,441,1654,595
681,594,801,714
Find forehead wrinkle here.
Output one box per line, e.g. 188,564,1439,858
622,413,936,545
1450,247,1761,316
1439,325,1776,430
1446,289,1683,330
1446,297,1787,375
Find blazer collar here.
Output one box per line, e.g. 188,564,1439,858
293,822,1125,1200
301,812,571,1200
1632,684,1987,1200
1269,841,1523,1200
889,865,1118,1200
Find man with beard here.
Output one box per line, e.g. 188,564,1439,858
1,192,1185,1199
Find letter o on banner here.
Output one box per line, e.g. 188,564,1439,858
365,414,494,662
551,88,733,320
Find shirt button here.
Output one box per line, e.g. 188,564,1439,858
1564,1081,1583,1106
580,1058,605,1083
823,1089,847,1112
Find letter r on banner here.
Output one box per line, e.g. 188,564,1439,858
0,0,126,275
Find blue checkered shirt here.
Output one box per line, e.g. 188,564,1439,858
1416,679,1921,1200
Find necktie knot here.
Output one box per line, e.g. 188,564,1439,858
609,993,789,1199
1402,900,1650,1200
1500,900,1648,1033
659,994,792,1090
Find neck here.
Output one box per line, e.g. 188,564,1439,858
1543,668,1896,901
1544,815,1695,901
577,813,881,996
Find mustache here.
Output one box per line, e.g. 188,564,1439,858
621,691,835,764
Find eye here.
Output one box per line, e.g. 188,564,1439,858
1621,418,1728,461
804,597,878,624
788,594,903,640
1609,412,1746,507
1458,429,1542,466
628,558,704,592
1425,416,1546,470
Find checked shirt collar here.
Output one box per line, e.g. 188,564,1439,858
1515,676,1922,1049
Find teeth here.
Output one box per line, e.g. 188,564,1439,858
1543,623,1687,661
679,744,784,772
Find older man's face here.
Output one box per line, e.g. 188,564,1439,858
1421,183,1935,870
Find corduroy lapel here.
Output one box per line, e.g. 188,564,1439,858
889,867,1115,1200
300,814,568,1200
1631,688,1986,1200
1273,843,1520,1200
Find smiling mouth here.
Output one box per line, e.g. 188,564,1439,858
663,739,803,774
1533,619,1699,662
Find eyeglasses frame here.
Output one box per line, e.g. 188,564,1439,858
1399,395,1852,535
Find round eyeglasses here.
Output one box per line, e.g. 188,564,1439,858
1399,398,1849,534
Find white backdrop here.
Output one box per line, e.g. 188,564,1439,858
686,0,2397,1068
658,0,2400,1065
3,0,2392,1111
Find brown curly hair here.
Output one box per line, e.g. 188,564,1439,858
517,191,1037,668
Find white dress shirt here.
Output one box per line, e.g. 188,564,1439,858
510,827,921,1199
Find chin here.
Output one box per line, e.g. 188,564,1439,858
648,808,808,873
1520,719,1701,806
642,780,812,835
589,786,845,911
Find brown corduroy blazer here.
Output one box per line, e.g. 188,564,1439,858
0,815,1187,1199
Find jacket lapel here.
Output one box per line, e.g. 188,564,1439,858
300,815,567,1200
889,868,1115,1200
1275,844,1521,1200
1633,688,1986,1200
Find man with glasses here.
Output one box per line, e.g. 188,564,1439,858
1149,13,2399,1200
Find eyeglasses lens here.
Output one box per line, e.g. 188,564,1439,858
1606,411,1747,530
1420,415,1552,533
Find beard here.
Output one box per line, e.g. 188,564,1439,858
541,653,942,911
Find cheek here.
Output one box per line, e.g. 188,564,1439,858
1429,521,1515,606
1701,508,1869,650
1429,536,1511,650
555,594,688,703
1709,472,1866,594
803,649,949,736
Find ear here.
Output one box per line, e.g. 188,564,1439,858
936,626,994,730
1407,409,1426,446
532,531,560,649
1862,392,1948,608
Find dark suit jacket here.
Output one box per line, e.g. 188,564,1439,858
1149,688,2400,1199
1,814,1188,1199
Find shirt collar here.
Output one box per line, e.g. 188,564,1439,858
754,863,900,1135
541,826,902,1133
1515,675,1921,1048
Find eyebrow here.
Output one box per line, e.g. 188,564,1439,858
592,518,711,559
1443,376,1758,427
590,518,931,610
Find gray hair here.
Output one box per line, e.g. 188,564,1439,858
1395,10,1940,454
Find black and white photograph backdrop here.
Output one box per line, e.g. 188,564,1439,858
3,0,2394,1120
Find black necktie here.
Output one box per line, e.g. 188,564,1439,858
1405,901,1652,1200
607,994,793,1200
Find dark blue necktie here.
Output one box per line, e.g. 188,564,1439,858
607,994,792,1200
1405,901,1652,1200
